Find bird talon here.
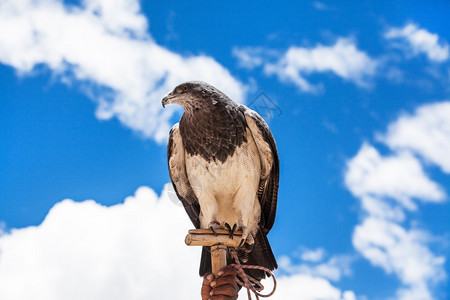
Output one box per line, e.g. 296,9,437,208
210,226,219,236
209,220,220,236
230,224,237,239
224,223,238,239
224,223,232,238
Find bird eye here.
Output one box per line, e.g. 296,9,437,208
182,85,188,91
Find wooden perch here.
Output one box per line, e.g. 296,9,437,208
185,229,243,276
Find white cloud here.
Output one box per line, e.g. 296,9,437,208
313,2,330,11
353,217,446,285
345,101,449,300
232,46,265,69
269,38,377,92
278,255,353,283
0,0,246,142
300,247,326,262
270,274,356,300
385,23,449,62
396,283,435,300
345,143,445,210
235,38,377,93
278,248,353,282
360,196,405,222
0,185,202,299
379,101,450,173
0,184,358,300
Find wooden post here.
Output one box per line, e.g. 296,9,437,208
185,229,242,276
211,244,227,275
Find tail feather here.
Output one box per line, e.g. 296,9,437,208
199,229,277,281
199,246,211,277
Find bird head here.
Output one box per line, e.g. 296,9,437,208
162,81,225,110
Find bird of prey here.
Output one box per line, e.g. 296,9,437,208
162,81,279,279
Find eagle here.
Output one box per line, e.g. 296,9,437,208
162,81,278,280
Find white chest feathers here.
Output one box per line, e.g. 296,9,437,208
185,130,262,235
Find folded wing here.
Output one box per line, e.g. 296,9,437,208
167,123,201,229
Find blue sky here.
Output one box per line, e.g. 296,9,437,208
0,1,449,299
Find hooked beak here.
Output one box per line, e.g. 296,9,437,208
161,94,170,108
161,92,175,108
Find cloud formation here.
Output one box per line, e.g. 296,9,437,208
278,250,353,282
0,0,245,142
270,274,356,300
0,184,357,300
345,101,449,300
312,2,330,11
385,23,449,62
346,143,445,210
0,185,202,299
379,101,450,173
234,38,377,93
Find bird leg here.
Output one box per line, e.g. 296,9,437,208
239,226,254,247
209,220,221,236
224,223,237,239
